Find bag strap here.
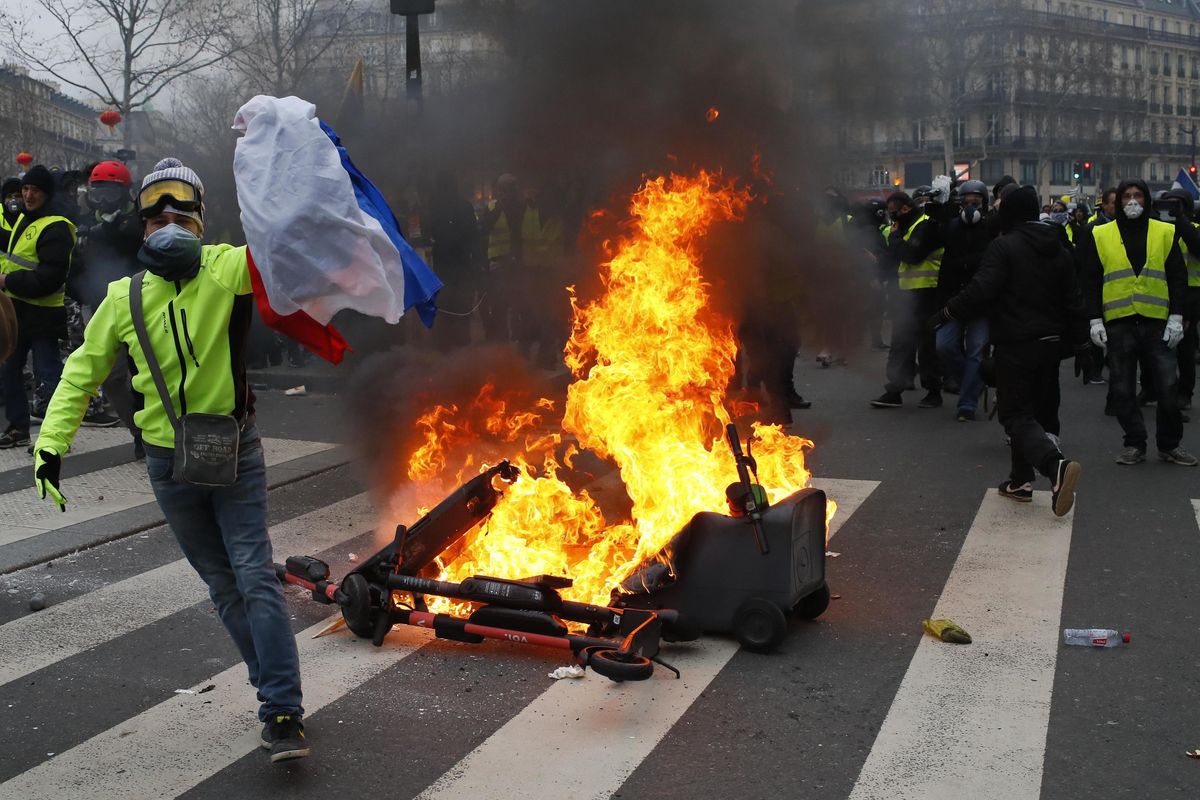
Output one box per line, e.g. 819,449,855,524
129,270,181,432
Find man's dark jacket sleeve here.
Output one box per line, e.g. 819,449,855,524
5,220,72,299
946,236,1009,321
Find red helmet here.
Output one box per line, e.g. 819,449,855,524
89,160,132,186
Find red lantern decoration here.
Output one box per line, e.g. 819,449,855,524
99,109,121,130
15,152,32,168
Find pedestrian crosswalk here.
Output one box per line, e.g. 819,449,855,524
0,458,1194,800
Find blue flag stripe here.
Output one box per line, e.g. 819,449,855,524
319,120,443,327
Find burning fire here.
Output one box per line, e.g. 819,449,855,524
398,170,829,609
706,106,720,123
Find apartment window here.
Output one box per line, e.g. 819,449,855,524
1163,51,1170,76
1121,45,1129,68
953,117,967,148
1136,47,1143,68
1119,13,1124,25
1151,162,1159,181
1052,160,1068,184
912,120,925,149
1151,50,1160,74
1152,85,1160,104
1180,87,1187,115
1021,160,1039,184
1177,22,1183,35
987,112,1000,145
1178,54,1185,76
980,159,1004,184
1193,57,1199,79
1152,122,1159,143
1132,14,1137,27
1149,17,1155,32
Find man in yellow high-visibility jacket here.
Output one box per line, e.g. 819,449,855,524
1081,178,1195,466
870,191,944,409
0,166,74,449
481,173,541,343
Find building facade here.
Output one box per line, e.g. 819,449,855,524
0,64,103,172
825,0,1200,200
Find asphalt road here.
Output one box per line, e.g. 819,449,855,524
0,349,1197,800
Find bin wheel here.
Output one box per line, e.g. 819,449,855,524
340,573,377,639
733,597,788,653
585,648,655,682
792,582,831,621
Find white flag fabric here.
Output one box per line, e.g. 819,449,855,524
231,95,412,325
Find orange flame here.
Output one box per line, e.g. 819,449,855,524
706,106,720,123
398,170,828,609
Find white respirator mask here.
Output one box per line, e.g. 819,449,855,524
1123,200,1144,220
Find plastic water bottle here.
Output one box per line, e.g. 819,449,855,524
1063,628,1130,648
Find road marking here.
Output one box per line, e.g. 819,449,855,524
849,490,1075,800
810,477,881,538
0,494,376,688
416,478,880,800
0,618,432,800
0,427,134,472
0,438,334,547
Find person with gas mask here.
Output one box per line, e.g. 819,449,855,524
0,166,76,449
870,191,944,409
1080,178,1196,466
1,177,22,236
1162,188,1200,414
31,158,310,762
934,180,996,420
69,161,145,438
932,184,1085,516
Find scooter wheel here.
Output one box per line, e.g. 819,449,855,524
792,582,831,621
585,648,655,682
340,573,377,639
733,597,788,653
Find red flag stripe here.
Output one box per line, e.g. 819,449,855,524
247,250,350,365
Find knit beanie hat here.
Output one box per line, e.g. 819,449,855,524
998,184,1040,231
138,157,204,231
20,165,55,197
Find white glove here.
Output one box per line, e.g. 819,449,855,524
1089,318,1107,349
1164,314,1185,349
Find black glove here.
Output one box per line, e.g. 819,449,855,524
927,307,952,331
34,449,66,511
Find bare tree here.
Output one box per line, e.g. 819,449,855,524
226,0,358,97
1,0,235,147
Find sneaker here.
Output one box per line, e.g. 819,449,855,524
998,480,1033,502
1115,447,1146,465
260,714,310,762
81,409,121,428
956,410,976,422
870,391,903,408
816,351,833,368
1159,447,1199,466
0,427,30,449
1087,377,1107,385
1051,460,1082,517
917,390,943,409
785,391,812,410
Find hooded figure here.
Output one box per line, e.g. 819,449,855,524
935,183,1087,516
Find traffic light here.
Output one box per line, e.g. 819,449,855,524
1190,164,1198,178
1072,161,1082,181
1082,161,1093,181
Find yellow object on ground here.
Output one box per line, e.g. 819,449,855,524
922,618,972,644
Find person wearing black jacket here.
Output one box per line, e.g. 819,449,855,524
0,166,75,448
1078,178,1195,466
934,184,1085,517
1162,188,1200,413
935,180,996,420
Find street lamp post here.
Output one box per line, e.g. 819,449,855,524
391,0,436,104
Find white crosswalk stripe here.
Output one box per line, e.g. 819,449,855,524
0,494,376,688
849,491,1075,800
0,438,334,548
0,427,134,472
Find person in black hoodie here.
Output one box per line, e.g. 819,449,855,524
935,180,996,420
933,184,1085,517
0,165,75,448
1161,188,1200,413
1079,177,1194,466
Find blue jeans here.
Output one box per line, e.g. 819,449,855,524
936,317,990,413
146,427,303,722
2,335,63,431
1106,317,1183,452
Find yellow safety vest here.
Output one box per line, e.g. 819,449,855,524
1094,219,1173,322
487,202,542,262
1180,224,1200,289
896,214,942,291
1065,224,1075,244
2,213,76,308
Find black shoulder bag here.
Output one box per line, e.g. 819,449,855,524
129,270,241,486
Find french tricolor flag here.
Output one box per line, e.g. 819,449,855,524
231,95,442,364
